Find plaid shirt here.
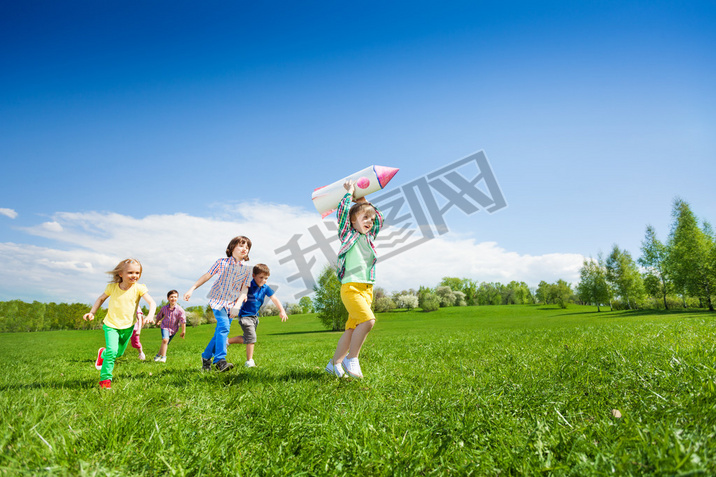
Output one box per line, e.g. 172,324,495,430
336,193,384,282
156,304,186,334
206,257,251,311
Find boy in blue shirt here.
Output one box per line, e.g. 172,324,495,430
227,263,288,367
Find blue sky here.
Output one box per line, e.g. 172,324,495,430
1,1,715,305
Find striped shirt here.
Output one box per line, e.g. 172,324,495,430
336,193,384,282
206,257,251,311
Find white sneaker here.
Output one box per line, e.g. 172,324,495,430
245,359,256,368
342,357,363,379
325,359,345,378
138,352,146,361
160,356,167,363
154,355,161,362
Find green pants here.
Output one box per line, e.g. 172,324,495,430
101,324,134,381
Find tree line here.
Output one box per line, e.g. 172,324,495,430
577,198,715,311
0,297,315,333
4,198,711,332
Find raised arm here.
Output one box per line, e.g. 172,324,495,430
369,202,384,237
184,272,213,301
337,180,356,241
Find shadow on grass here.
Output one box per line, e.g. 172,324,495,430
551,308,714,318
268,329,337,336
0,378,102,391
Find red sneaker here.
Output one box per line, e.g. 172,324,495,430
99,379,112,389
95,347,105,371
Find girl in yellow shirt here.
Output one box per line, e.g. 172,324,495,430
83,258,156,389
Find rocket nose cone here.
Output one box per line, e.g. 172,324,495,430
375,166,399,188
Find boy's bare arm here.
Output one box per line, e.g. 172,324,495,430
184,272,212,301
270,295,288,322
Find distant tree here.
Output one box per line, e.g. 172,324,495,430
313,264,348,330
577,258,611,311
666,198,715,310
639,225,672,309
453,290,467,306
435,286,457,307
605,245,644,309
535,281,551,304
204,304,216,324
439,277,464,292
418,292,440,312
394,294,419,310
477,282,502,306
260,303,279,317
286,303,304,315
374,296,397,313
460,279,478,305
552,280,573,309
298,296,314,313
502,281,533,305
373,287,387,302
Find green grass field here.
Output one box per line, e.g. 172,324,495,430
1,305,715,476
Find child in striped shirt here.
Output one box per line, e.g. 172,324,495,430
325,180,384,379
184,236,252,372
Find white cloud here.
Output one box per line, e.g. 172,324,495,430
1,203,585,304
0,208,18,219
41,221,63,232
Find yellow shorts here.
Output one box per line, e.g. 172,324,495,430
341,282,375,330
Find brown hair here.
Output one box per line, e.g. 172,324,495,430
349,203,376,228
226,235,252,261
167,289,179,298
253,263,270,276
107,258,142,283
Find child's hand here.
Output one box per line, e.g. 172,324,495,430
183,290,192,301
83,312,95,321
229,307,239,319
343,180,356,195
279,311,288,322
180,331,186,339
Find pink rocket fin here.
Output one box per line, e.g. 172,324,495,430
374,166,399,189
321,208,336,218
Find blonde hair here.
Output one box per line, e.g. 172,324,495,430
107,258,143,283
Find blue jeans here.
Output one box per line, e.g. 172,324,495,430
202,308,232,363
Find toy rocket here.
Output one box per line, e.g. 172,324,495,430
312,165,399,217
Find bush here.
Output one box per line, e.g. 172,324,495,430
286,303,304,315
314,264,348,331
394,294,419,310
374,296,396,313
436,286,456,307
260,304,279,317
419,292,440,312
185,311,202,327
298,296,314,313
